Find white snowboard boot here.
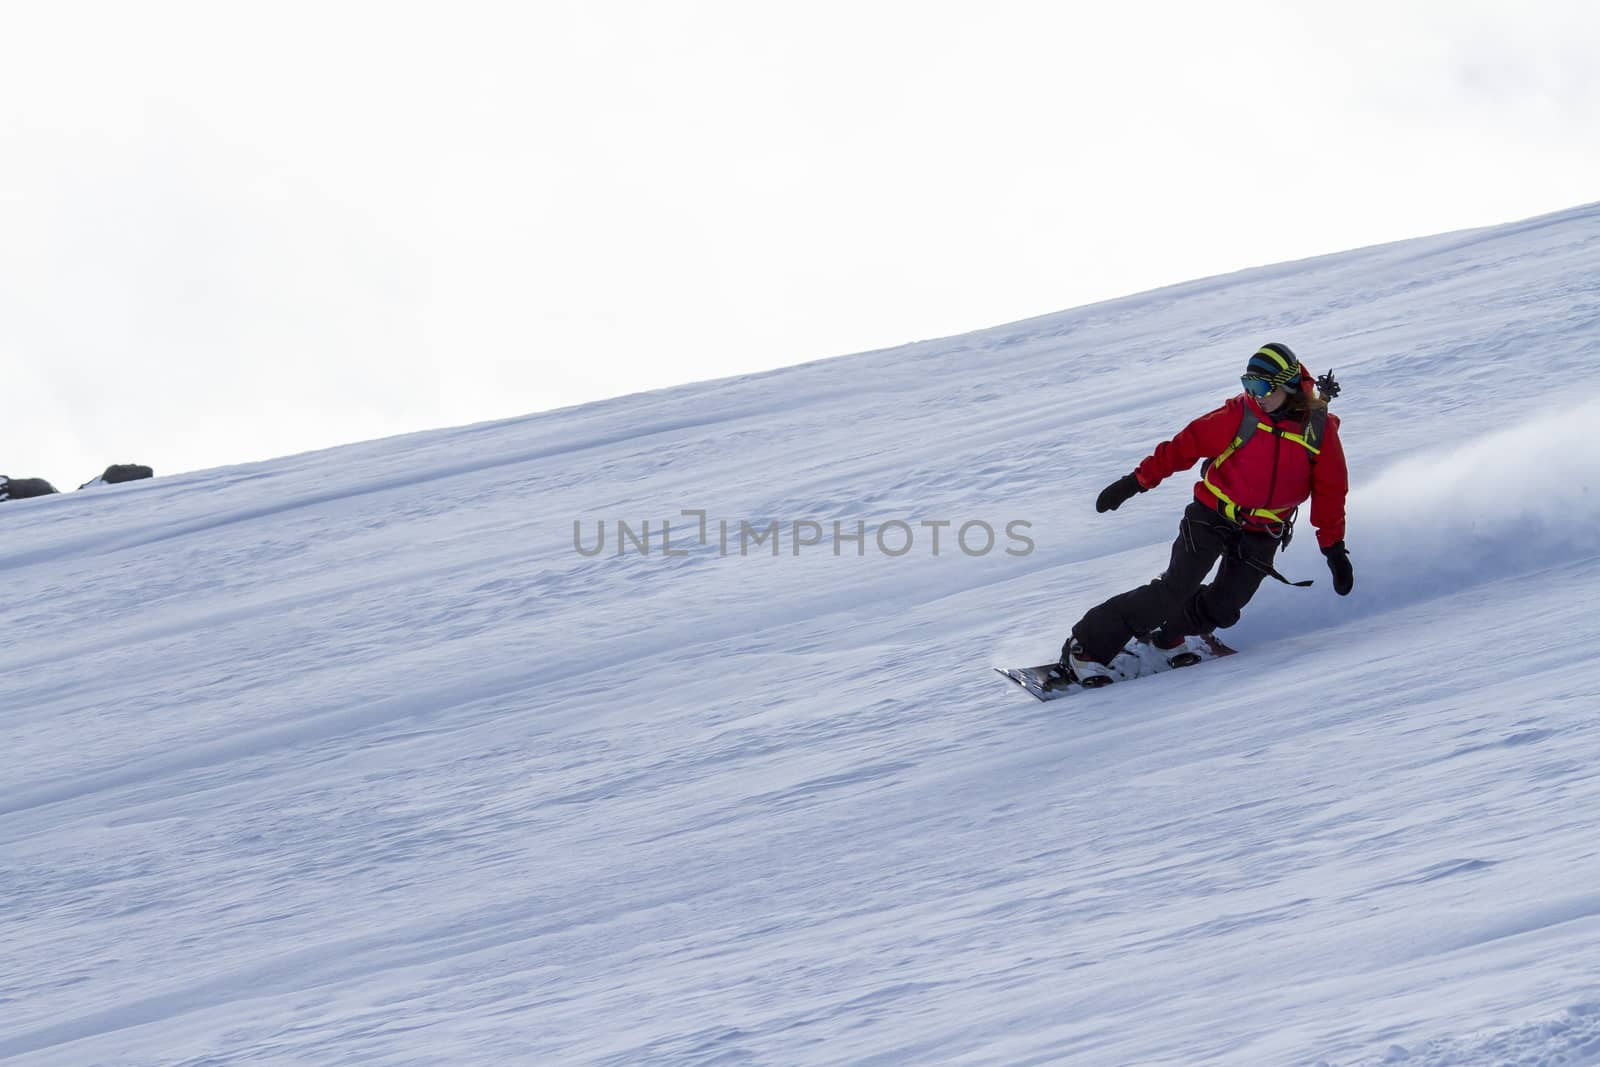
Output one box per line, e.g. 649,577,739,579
1066,639,1141,688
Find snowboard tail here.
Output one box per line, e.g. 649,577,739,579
994,662,1075,700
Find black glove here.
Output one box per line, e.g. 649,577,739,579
1322,541,1354,596
1096,473,1146,513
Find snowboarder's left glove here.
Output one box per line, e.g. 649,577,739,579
1096,473,1146,513
1322,541,1354,596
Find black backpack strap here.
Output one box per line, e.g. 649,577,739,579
1303,405,1327,456
1234,409,1260,450
1247,556,1315,587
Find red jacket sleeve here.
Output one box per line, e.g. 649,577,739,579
1309,413,1348,549
1134,399,1244,489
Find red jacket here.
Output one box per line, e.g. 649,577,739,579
1133,369,1348,548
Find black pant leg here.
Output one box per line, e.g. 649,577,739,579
1178,529,1277,634
1068,503,1226,664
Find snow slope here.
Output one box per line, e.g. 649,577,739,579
4,202,1600,1066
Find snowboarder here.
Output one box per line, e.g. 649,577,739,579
1062,342,1352,686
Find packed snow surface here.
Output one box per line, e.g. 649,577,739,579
5,203,1600,1065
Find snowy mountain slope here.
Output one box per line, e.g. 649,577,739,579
4,202,1600,1065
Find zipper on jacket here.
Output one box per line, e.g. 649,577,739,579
1266,428,1282,506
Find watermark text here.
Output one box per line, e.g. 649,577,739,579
573,510,1035,559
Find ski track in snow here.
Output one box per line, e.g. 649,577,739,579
4,202,1600,1065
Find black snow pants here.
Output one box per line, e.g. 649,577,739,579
1066,500,1281,666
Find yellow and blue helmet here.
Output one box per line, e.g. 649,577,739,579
1241,342,1301,398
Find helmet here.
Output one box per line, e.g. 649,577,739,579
1242,342,1302,392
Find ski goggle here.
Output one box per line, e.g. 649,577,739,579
1241,376,1279,398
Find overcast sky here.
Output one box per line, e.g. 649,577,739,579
3,1,1597,483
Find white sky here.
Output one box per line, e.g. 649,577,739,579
2,1,1597,483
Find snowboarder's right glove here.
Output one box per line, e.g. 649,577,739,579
1322,541,1354,596
1096,473,1146,513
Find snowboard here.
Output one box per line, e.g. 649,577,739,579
995,632,1237,701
